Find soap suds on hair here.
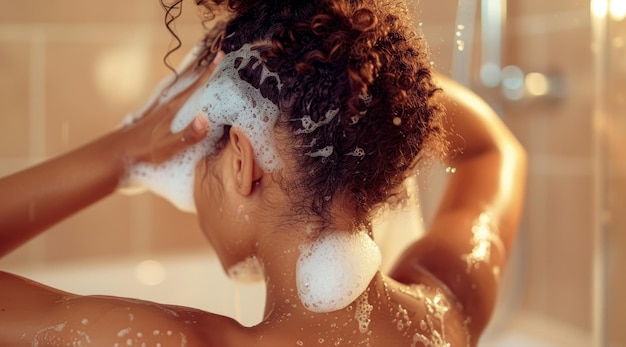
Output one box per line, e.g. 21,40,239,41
306,146,334,158
121,43,282,213
293,108,339,135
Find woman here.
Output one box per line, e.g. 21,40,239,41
0,0,526,346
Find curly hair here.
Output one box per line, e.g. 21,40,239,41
172,0,447,227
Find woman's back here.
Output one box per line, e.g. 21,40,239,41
1,270,468,347
243,274,471,347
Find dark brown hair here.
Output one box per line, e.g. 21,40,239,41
169,0,446,227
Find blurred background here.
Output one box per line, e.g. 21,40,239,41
0,0,623,346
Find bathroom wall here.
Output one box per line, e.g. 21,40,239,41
0,1,212,265
503,0,595,334
417,0,597,339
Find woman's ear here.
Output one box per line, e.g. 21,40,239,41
228,127,264,195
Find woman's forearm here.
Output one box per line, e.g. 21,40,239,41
0,54,220,258
0,133,125,257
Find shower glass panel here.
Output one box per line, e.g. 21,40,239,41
500,3,594,344
419,0,602,345
593,0,626,346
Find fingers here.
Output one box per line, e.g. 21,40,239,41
143,50,225,123
180,115,208,144
133,51,224,164
210,50,225,74
146,115,208,164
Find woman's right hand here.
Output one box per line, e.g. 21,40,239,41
113,51,224,166
0,50,224,257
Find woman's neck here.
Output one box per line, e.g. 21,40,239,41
251,271,393,347
256,226,382,320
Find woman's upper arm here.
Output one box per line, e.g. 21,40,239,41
0,271,209,346
390,74,527,338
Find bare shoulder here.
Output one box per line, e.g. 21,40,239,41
381,271,473,347
0,271,244,347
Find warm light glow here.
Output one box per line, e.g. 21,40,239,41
610,0,626,21
592,0,609,18
501,65,525,101
135,260,166,286
480,62,502,88
94,44,149,107
501,65,524,89
525,72,550,96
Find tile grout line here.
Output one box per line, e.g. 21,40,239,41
26,29,48,265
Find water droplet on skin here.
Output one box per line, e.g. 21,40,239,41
420,319,428,330
462,212,504,273
117,328,132,338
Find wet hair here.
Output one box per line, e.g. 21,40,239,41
168,0,446,227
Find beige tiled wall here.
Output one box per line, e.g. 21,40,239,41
0,1,212,266
503,1,595,332
418,0,598,334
